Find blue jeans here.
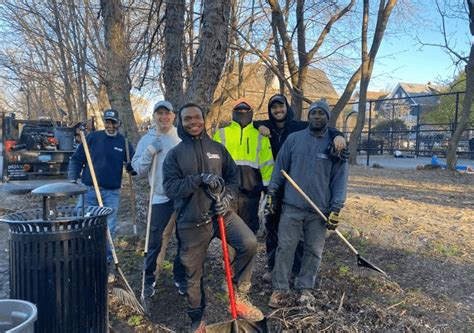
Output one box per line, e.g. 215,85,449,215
77,186,120,261
273,204,327,290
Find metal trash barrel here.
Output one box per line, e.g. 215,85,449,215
0,182,112,333
0,299,37,333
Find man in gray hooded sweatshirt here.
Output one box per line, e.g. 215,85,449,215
266,99,348,308
132,100,186,298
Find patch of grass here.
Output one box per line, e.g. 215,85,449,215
162,260,173,273
127,315,143,327
430,241,460,257
338,264,350,277
323,250,336,261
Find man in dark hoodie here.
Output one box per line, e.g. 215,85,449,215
254,94,346,281
162,103,263,333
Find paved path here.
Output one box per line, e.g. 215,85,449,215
357,154,473,170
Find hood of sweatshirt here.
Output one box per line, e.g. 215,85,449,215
267,94,296,127
176,106,209,142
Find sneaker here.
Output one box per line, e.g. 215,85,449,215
107,263,116,284
298,289,315,305
268,290,289,308
190,320,206,333
174,280,187,296
233,292,264,321
143,281,156,298
262,271,272,283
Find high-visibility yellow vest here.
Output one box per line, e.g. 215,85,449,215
213,121,274,186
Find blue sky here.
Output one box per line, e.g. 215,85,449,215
368,2,470,92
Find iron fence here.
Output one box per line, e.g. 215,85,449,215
342,91,474,167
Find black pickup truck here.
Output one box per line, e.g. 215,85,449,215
1,113,78,182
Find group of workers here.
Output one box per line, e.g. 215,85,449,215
68,94,348,333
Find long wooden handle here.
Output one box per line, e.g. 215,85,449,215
124,137,137,235
281,169,359,256
144,156,158,253
80,131,103,207
79,130,120,264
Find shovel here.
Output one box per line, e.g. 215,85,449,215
281,170,388,278
206,190,268,333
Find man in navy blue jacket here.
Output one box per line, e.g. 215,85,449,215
68,109,135,252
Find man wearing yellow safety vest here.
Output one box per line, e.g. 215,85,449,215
213,99,274,235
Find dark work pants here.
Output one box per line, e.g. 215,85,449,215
178,211,257,322
265,196,303,273
144,200,186,285
234,192,261,234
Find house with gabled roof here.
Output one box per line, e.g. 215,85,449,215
211,62,339,123
379,82,442,128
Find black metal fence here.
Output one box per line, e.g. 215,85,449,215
342,91,474,167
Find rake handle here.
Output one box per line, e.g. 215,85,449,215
79,131,120,265
280,170,359,256
124,136,137,235
217,213,238,319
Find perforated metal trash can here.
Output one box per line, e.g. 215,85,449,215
0,205,112,333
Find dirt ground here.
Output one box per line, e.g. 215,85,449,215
0,165,473,332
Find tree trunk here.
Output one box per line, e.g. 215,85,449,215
446,42,474,169
163,0,185,109
183,0,231,115
100,0,139,142
348,0,370,165
347,0,397,164
329,65,362,127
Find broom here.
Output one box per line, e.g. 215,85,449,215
80,131,144,314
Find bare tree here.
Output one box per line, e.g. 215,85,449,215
421,1,474,170
268,0,356,119
163,0,185,108
160,0,231,115
347,0,398,165
100,0,139,141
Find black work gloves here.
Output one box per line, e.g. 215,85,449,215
125,162,137,175
327,143,349,162
200,173,224,192
264,189,277,215
215,193,232,216
325,209,340,230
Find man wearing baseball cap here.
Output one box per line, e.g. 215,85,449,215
266,99,348,308
68,108,135,264
131,100,186,297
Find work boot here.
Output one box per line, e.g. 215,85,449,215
298,289,315,305
233,291,264,321
190,320,206,333
268,290,290,308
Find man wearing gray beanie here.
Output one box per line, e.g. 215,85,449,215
266,98,348,308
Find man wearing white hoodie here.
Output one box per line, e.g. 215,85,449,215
132,100,185,298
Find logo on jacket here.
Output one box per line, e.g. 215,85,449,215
207,152,220,159
114,147,123,152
